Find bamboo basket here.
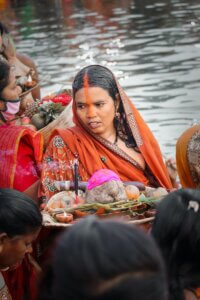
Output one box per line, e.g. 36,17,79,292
39,101,74,147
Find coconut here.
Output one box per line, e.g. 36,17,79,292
31,113,45,130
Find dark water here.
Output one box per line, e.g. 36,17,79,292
1,0,200,156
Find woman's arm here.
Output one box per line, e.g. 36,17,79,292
16,52,41,100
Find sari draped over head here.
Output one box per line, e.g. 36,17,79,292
176,124,200,188
40,67,172,200
0,124,43,191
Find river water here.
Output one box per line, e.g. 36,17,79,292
1,0,200,156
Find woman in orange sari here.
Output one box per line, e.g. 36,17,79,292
40,65,172,200
176,124,200,188
0,60,43,299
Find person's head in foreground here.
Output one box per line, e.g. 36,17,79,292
0,188,42,270
39,216,168,300
152,188,200,300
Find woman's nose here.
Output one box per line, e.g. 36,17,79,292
87,105,96,118
25,244,33,254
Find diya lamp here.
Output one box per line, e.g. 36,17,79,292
55,211,73,223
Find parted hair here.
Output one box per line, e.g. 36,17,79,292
72,65,119,101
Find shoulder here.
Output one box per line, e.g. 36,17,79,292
16,52,37,69
184,289,198,300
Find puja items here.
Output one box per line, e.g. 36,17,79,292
46,190,85,212
42,169,167,226
43,197,158,227
17,70,37,93
23,89,72,130
54,180,145,192
85,169,127,204
55,212,73,223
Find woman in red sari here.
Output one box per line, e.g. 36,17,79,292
0,60,43,195
0,61,43,299
40,65,172,200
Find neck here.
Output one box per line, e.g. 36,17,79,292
99,128,117,143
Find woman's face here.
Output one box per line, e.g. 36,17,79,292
75,86,117,138
1,69,21,101
0,228,40,269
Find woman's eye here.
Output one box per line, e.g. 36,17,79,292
96,102,104,107
77,104,85,109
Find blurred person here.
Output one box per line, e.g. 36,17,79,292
0,22,40,110
0,188,42,300
152,188,200,300
176,125,200,188
38,216,168,300
0,60,43,197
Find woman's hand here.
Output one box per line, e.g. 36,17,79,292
19,94,35,115
165,158,178,187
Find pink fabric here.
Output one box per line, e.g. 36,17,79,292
87,169,120,190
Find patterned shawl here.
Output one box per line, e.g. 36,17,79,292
176,124,200,188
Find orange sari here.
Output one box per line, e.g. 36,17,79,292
176,124,200,188
40,77,172,200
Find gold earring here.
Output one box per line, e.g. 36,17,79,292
115,112,120,120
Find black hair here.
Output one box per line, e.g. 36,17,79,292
0,188,42,237
0,60,10,98
72,65,119,101
0,22,9,35
152,188,200,300
39,216,168,300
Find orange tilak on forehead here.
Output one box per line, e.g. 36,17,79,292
83,74,91,104
83,74,94,116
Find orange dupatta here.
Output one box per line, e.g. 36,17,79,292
47,72,172,189
176,124,200,188
0,124,43,189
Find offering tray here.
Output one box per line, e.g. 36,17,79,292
42,211,154,228
42,196,159,228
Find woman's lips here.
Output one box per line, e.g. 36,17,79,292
88,122,101,129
